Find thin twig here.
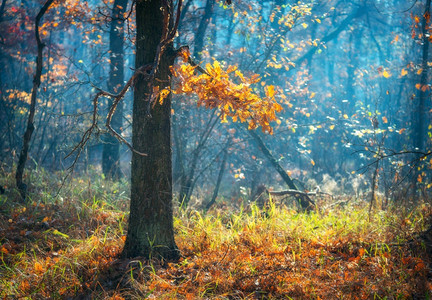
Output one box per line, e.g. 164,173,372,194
67,0,184,171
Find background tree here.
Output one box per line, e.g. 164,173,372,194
101,0,128,179
0,0,431,221
15,0,54,200
121,0,180,260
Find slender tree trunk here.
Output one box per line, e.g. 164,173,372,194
248,130,314,210
193,0,215,60
294,6,366,66
102,0,128,179
15,0,54,200
122,0,179,260
206,138,230,210
415,0,431,152
179,111,218,207
0,0,7,23
177,0,192,33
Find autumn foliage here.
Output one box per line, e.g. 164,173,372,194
165,50,284,134
0,170,431,299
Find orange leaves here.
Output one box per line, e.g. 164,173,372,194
265,85,275,98
3,191,431,299
390,34,399,44
415,83,429,92
34,261,45,273
158,88,171,105
170,59,283,134
19,280,31,293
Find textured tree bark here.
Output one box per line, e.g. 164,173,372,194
15,0,54,200
121,0,179,260
102,0,128,179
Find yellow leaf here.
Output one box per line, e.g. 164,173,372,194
417,68,423,75
302,23,308,28
416,83,422,90
329,124,335,130
311,159,315,166
159,88,170,104
343,114,348,119
382,70,391,78
266,85,275,98
382,116,388,123
401,68,408,76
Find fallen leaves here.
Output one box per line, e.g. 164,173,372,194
1,175,430,299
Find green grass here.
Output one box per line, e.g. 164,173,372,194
0,168,430,299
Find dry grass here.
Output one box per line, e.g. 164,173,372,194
0,169,431,299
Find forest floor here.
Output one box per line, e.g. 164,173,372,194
0,168,431,299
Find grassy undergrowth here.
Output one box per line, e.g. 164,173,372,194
0,169,431,299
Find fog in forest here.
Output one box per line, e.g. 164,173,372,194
0,0,431,298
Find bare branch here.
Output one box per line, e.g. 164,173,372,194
68,0,184,168
66,64,152,168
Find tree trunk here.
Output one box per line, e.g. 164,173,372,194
121,0,179,260
15,0,54,200
193,0,215,61
102,0,128,179
248,130,314,210
206,138,230,210
414,0,431,152
179,111,218,207
294,6,366,66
